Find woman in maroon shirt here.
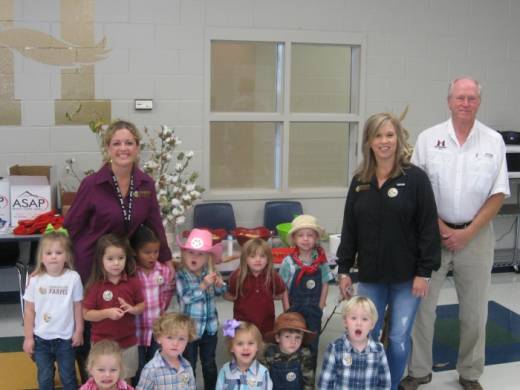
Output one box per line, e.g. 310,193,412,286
64,120,173,381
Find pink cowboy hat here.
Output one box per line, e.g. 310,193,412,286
176,228,223,264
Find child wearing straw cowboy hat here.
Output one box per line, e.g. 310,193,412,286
175,228,226,390
279,215,334,374
261,312,316,390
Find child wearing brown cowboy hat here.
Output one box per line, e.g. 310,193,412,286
261,312,316,390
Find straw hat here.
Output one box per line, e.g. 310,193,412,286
265,312,316,345
287,214,325,245
176,228,223,264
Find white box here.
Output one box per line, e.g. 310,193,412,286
9,176,52,226
0,177,9,232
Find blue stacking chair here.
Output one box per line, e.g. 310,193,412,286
263,200,303,232
193,202,237,233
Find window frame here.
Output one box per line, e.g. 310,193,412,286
204,28,366,201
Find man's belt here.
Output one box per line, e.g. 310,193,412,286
443,220,472,229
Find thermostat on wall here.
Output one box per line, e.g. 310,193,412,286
135,99,153,110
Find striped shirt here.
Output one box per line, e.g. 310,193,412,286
318,334,391,390
176,266,227,338
216,359,273,390
136,350,195,390
135,261,174,346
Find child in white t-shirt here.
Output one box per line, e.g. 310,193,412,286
23,226,84,390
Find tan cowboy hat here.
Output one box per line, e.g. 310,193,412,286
287,214,325,245
265,312,316,345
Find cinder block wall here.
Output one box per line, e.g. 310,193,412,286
1,0,519,237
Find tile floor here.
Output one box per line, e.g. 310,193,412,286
1,273,520,389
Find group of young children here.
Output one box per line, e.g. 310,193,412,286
23,214,392,390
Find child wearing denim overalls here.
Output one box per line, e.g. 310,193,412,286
279,215,333,372
261,312,316,390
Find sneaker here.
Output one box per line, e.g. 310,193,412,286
459,377,483,390
398,373,432,390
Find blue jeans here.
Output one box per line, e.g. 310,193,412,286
183,331,218,390
33,335,78,390
358,280,420,390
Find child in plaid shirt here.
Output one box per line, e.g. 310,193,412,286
318,296,390,390
131,225,175,384
137,313,196,390
176,228,226,390
217,320,272,389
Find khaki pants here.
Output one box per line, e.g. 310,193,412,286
408,223,494,380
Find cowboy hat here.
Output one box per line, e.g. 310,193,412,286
265,312,316,345
176,228,223,264
287,214,325,245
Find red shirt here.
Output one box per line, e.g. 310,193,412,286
83,276,144,348
228,270,286,337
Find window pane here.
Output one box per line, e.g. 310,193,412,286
289,122,349,187
211,41,278,112
291,44,351,113
210,122,277,189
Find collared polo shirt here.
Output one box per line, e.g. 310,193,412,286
83,275,144,348
228,269,285,335
412,118,510,223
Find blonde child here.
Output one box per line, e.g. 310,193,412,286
225,238,286,336
318,296,391,389
279,215,333,367
80,339,134,390
262,312,316,390
23,226,84,390
137,313,196,389
175,228,226,390
130,225,175,382
83,234,145,382
217,320,272,389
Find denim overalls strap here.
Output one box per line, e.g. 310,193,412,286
270,358,303,390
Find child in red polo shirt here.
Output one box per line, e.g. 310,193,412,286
225,238,286,337
83,234,145,383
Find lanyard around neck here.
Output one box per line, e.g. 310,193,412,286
112,173,134,230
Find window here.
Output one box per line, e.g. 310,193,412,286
206,30,365,199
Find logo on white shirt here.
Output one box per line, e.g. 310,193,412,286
435,140,446,149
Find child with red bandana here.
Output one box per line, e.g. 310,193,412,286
279,215,333,372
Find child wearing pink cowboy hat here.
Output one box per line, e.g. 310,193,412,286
175,228,226,390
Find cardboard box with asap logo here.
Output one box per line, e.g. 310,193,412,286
9,165,56,227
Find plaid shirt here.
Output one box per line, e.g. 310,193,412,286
216,359,272,390
136,350,195,390
318,334,391,390
260,343,314,390
176,266,227,338
135,262,174,346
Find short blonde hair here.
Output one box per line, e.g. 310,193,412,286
153,312,197,342
87,340,124,379
341,295,378,325
226,321,264,360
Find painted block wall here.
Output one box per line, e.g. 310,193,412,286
1,0,519,245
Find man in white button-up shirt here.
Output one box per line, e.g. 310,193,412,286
399,78,510,390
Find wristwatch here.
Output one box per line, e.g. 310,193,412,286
422,277,431,283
